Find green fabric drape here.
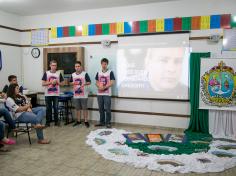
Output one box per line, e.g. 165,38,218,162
186,52,211,134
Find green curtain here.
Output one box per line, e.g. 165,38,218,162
186,52,211,134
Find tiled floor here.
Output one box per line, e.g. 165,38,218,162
0,123,236,176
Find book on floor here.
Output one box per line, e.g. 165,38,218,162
123,133,147,143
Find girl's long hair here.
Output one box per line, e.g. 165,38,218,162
7,83,18,100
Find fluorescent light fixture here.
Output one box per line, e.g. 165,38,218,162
223,39,228,46
233,15,236,22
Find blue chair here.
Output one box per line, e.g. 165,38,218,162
58,92,74,125
63,91,74,96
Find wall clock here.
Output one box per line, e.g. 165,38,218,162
31,48,40,58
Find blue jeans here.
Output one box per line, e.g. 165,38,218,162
0,108,16,129
45,96,59,123
0,121,4,141
97,95,111,125
17,107,46,140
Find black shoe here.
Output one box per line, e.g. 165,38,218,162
84,122,90,128
95,123,105,127
54,122,61,127
106,124,112,128
73,121,81,127
45,123,50,127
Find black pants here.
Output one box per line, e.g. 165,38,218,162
97,95,111,125
45,96,59,123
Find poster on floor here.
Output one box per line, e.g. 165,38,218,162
199,58,236,111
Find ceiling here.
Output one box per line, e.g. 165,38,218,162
0,0,180,16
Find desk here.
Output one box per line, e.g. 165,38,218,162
59,94,74,125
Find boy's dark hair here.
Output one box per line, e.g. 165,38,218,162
50,60,57,64
75,61,82,66
8,75,17,82
7,83,18,100
101,58,109,64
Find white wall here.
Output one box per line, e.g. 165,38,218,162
0,10,21,28
19,0,236,29
1,0,236,128
0,10,22,90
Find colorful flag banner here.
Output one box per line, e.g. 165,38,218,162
156,18,164,32
117,22,124,34
132,21,140,33
88,24,95,36
182,17,191,30
124,22,132,34
50,27,57,38
69,26,75,37
57,27,63,38
221,14,231,29
102,23,110,35
110,23,117,34
164,18,173,31
50,14,233,38
148,20,156,32
173,18,182,31
200,16,210,30
76,25,82,36
82,24,88,36
191,16,201,30
139,20,148,33
63,26,69,37
95,24,102,35
210,15,221,29
231,15,236,28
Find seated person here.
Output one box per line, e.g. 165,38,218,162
0,107,17,131
6,84,50,144
0,121,15,152
2,75,23,98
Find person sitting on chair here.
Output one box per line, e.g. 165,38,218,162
0,117,15,147
0,107,17,131
5,84,50,144
2,75,23,99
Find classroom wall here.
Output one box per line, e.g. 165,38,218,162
0,10,22,90
1,0,236,128
19,0,236,28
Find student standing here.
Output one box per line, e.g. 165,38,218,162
42,60,64,127
95,58,115,128
70,61,91,128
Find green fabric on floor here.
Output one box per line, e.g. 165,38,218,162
126,132,212,155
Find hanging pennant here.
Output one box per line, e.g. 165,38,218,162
88,24,96,36
156,18,164,32
50,27,57,38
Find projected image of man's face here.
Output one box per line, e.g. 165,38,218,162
146,48,184,91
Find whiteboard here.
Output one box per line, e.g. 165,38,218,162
223,29,236,51
86,46,118,95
